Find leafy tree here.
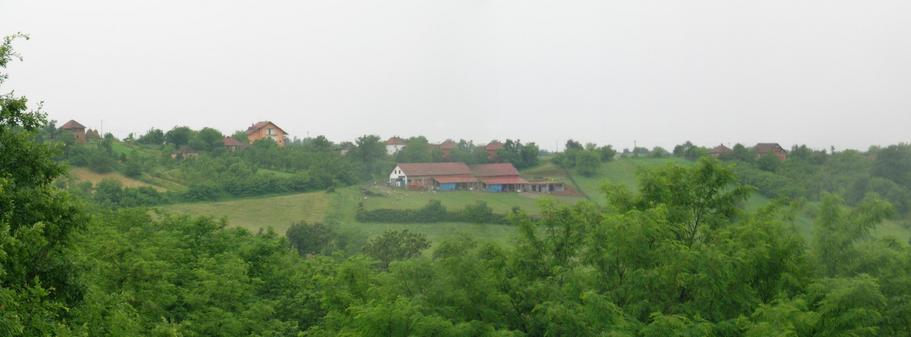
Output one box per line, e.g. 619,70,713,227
0,33,87,335
396,136,432,162
757,154,781,172
363,230,430,270
731,143,755,162
565,139,584,151
608,157,753,246
576,150,601,177
650,146,669,158
598,145,617,161
193,127,224,151
286,222,338,256
813,194,892,276
349,135,387,179
137,128,165,145
164,126,193,147
872,143,911,189
632,146,650,158
230,130,249,144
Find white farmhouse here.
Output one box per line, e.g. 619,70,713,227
385,136,406,155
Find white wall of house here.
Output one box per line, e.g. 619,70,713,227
386,144,404,155
388,166,408,186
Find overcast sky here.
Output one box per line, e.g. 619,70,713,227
2,0,910,151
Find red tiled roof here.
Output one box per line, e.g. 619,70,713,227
247,121,287,135
223,137,243,147
711,144,732,154
755,143,786,154
60,120,86,130
481,176,529,185
470,163,520,177
486,140,503,150
439,139,457,149
433,175,478,184
385,136,406,145
397,162,472,177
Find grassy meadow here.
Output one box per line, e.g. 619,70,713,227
161,191,331,234
69,167,167,191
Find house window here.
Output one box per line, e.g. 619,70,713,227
267,128,274,136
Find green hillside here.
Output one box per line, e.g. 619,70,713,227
361,186,584,216
161,191,331,234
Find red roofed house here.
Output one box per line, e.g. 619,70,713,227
754,143,787,161
59,120,87,144
389,162,476,191
486,140,503,161
247,121,287,146
223,137,247,152
385,136,406,155
710,144,733,158
471,163,528,192
389,161,564,193
437,139,458,160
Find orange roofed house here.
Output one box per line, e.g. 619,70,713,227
754,143,787,161
389,162,476,191
59,120,87,144
246,121,287,146
388,162,565,193
486,140,503,161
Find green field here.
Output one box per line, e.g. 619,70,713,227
69,167,168,191
161,192,331,234
158,187,521,246
329,187,519,246
568,157,690,204
361,187,584,216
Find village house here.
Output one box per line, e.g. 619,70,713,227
246,121,287,146
388,162,565,193
436,139,457,160
471,163,528,192
223,137,246,152
171,145,199,160
59,120,87,143
385,136,406,155
710,144,733,158
389,162,476,191
486,140,503,161
755,143,788,160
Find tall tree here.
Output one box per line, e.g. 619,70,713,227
0,33,87,335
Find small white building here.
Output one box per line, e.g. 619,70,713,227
385,136,406,155
389,164,408,187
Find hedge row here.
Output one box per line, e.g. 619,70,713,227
356,200,509,224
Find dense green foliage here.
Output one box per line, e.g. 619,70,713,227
554,140,616,177
719,143,911,219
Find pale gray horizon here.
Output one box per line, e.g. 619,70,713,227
2,0,910,151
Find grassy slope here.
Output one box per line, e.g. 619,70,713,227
160,192,330,234
161,187,520,246
69,167,167,191
570,157,690,204
329,187,517,246
362,188,583,216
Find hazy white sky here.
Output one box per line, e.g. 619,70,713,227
2,0,910,150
